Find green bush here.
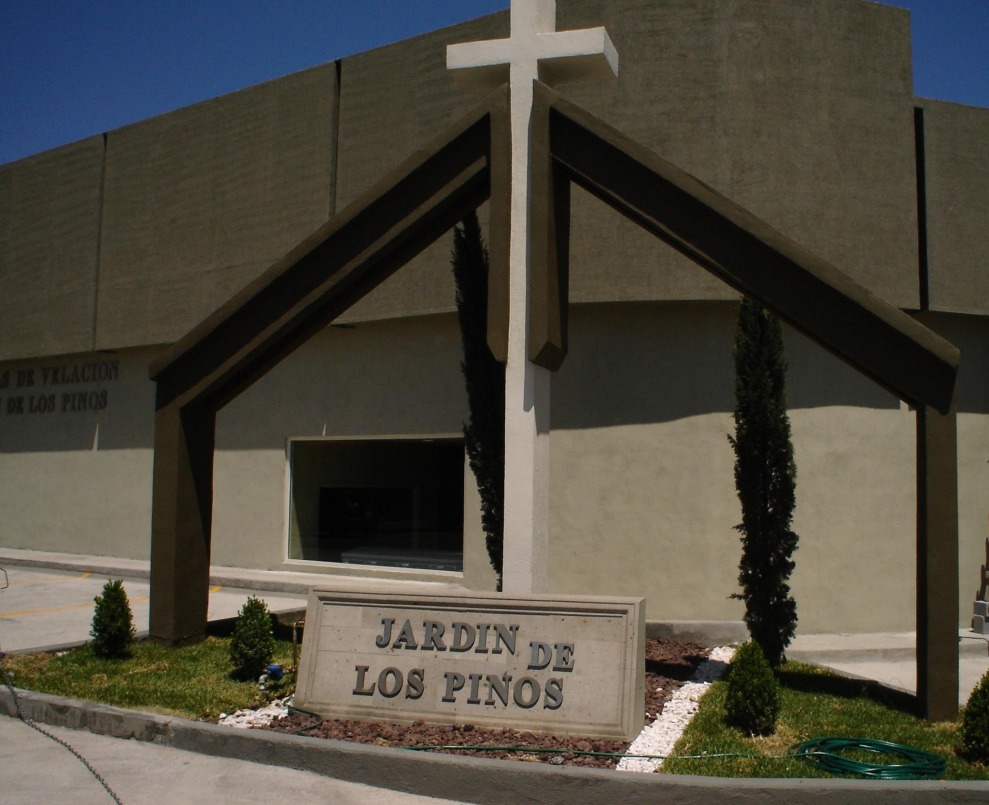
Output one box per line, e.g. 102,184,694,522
90,579,135,659
229,596,274,681
962,669,989,762
724,641,781,736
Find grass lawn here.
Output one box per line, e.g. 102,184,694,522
5,643,989,782
663,661,989,781
2,637,295,721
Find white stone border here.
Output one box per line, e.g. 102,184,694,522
617,645,736,773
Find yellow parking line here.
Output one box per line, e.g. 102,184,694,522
0,587,222,618
0,595,151,619
7,571,94,586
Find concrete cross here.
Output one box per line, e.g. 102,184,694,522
448,1,618,594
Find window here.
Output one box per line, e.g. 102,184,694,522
288,438,464,572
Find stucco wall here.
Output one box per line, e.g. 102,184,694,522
336,0,921,323
96,65,338,349
0,347,157,558
1,303,984,632
0,137,104,361
202,303,985,632
921,101,989,315
210,315,486,584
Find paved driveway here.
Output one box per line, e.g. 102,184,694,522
0,566,306,652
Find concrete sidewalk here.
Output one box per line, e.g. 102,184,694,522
789,630,989,705
0,715,459,805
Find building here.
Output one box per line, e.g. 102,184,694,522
1,0,986,642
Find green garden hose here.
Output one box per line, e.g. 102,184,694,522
792,737,946,780
398,737,947,780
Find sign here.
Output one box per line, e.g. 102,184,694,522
295,588,644,740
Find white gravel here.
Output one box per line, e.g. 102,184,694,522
218,695,293,729
617,645,736,773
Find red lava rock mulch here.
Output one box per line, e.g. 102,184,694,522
258,639,710,769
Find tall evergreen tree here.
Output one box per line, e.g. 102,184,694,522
729,298,799,668
452,213,505,589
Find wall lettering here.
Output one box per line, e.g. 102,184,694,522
358,617,572,711
0,360,118,417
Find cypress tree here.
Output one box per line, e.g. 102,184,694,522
452,213,505,589
729,298,799,668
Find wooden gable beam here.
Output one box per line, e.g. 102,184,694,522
530,81,958,414
151,87,510,413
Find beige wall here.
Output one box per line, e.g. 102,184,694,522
0,304,984,632
210,315,489,585
202,303,985,633
548,304,916,631
0,347,157,558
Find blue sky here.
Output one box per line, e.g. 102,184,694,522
1,1,986,165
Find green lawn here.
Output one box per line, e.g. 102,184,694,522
3,637,294,721
5,644,988,782
663,661,989,781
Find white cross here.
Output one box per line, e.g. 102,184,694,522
448,1,618,594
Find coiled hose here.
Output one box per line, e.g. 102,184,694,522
792,737,946,780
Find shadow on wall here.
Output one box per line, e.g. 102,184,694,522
0,347,157,453
2,305,983,455
916,311,989,415
552,302,902,432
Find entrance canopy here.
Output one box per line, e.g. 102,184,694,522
148,78,959,720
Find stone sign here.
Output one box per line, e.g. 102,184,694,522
295,588,645,740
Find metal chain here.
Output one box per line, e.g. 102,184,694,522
0,643,124,805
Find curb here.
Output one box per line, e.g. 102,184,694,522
1,687,987,804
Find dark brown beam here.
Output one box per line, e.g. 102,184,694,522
534,82,958,414
529,84,571,371
917,402,960,720
149,403,215,644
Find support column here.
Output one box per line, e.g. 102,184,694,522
916,401,959,721
448,0,617,594
149,402,216,645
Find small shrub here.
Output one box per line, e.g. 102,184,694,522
724,641,781,736
90,579,135,659
229,596,274,681
963,669,989,762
